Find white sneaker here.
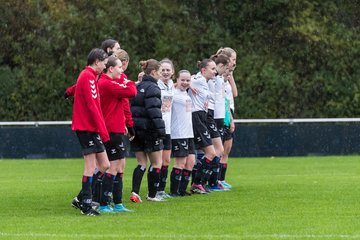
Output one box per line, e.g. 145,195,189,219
146,195,166,202
156,191,172,199
219,180,232,189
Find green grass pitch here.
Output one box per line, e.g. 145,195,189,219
0,156,360,239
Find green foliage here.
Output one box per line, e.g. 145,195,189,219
1,0,360,120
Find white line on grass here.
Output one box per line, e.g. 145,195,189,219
250,234,360,239
272,174,360,177
1,232,360,239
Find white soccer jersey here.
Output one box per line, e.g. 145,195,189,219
158,79,174,134
207,78,216,111
224,79,235,112
188,72,209,112
213,75,226,119
171,88,194,139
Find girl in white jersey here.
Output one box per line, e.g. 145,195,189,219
216,47,237,189
157,58,175,199
188,59,220,194
169,70,195,196
206,54,230,190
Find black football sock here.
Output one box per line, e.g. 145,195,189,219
194,157,211,185
170,168,182,194
132,165,146,194
147,166,160,198
81,176,93,208
209,160,221,186
191,166,198,185
208,165,220,186
203,156,220,185
158,165,169,191
179,169,191,194
100,173,114,206
196,151,205,162
91,171,103,196
92,171,104,203
191,150,204,184
220,163,228,181
113,173,123,204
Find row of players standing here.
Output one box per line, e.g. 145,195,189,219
130,49,238,203
67,38,237,215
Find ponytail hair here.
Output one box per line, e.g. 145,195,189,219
197,59,214,71
210,53,230,66
139,59,161,75
215,47,236,58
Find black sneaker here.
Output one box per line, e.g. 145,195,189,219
169,192,181,198
81,206,100,216
190,183,208,194
71,197,82,210
203,185,212,193
91,201,100,209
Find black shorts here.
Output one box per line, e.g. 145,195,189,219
76,131,105,156
223,126,234,142
171,138,195,157
131,134,164,153
206,109,221,139
105,133,127,161
163,134,172,150
123,135,131,157
215,118,225,140
192,111,212,150
188,138,195,155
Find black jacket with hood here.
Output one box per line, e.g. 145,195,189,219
130,74,166,139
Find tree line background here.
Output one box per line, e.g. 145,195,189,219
1,0,360,121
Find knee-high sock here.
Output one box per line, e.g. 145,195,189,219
170,168,182,194
81,176,93,208
196,156,220,185
219,163,228,181
132,165,146,194
92,171,104,203
191,165,198,185
193,157,211,185
158,165,169,191
112,173,123,204
100,173,115,206
191,152,204,184
208,161,221,186
179,169,191,194
147,166,160,198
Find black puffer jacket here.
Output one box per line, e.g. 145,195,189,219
131,74,166,139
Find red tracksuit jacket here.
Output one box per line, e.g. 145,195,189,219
71,66,109,142
98,73,137,133
118,73,134,128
